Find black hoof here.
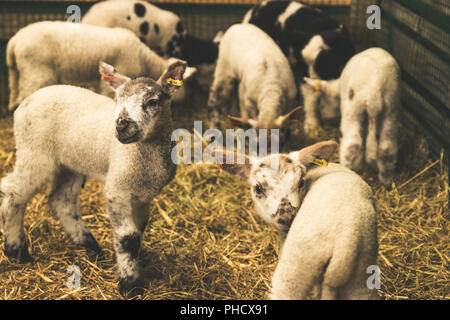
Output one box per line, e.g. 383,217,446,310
119,277,145,297
4,241,33,263
81,233,102,254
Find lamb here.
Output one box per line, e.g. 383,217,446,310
82,0,220,66
303,48,400,184
6,21,196,111
218,140,379,300
0,60,187,296
242,0,355,134
207,23,300,135
82,0,185,58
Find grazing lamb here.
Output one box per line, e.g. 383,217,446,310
218,140,379,300
303,48,400,184
243,0,355,134
82,0,185,58
0,60,186,295
207,24,300,136
6,21,196,111
82,0,219,65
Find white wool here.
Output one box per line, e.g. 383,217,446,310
304,48,400,183
270,163,379,300
6,21,192,110
207,24,297,129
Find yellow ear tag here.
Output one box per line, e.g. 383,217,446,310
312,158,328,167
314,80,322,92
166,78,183,86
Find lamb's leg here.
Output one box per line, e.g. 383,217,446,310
1,194,31,262
365,113,379,170
48,171,101,253
340,107,364,171
377,115,398,184
106,191,146,296
1,166,53,262
300,83,320,135
134,201,150,234
207,75,234,130
7,67,19,111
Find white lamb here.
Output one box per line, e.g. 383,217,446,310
82,0,185,58
207,23,300,133
218,140,379,300
1,60,187,296
6,21,195,111
303,48,400,183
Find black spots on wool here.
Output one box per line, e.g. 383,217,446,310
154,23,160,34
139,21,149,36
134,3,146,17
349,88,354,100
126,15,131,21
120,233,141,259
166,40,174,54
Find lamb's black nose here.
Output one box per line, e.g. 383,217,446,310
116,118,131,132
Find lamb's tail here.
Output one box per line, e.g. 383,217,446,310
6,36,19,111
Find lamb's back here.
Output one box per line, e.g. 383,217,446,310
287,164,375,245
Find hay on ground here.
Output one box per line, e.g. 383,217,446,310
0,95,448,299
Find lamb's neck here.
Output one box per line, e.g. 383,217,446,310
138,119,174,155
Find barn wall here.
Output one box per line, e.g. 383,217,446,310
350,0,449,157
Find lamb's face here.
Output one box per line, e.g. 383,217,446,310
99,60,186,144
218,140,338,233
303,77,341,122
247,154,306,232
114,78,170,144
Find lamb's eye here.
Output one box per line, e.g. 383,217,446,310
254,184,264,196
298,179,304,189
147,99,159,107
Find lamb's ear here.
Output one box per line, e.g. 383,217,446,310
213,30,224,45
183,66,197,80
228,115,252,129
167,58,196,80
273,106,303,127
303,77,328,94
290,140,338,168
158,60,187,95
213,148,253,180
99,61,131,90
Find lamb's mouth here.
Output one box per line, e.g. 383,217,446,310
117,131,140,144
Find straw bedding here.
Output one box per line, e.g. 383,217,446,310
0,92,448,300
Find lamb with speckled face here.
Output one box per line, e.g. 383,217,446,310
218,140,379,300
1,61,186,296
